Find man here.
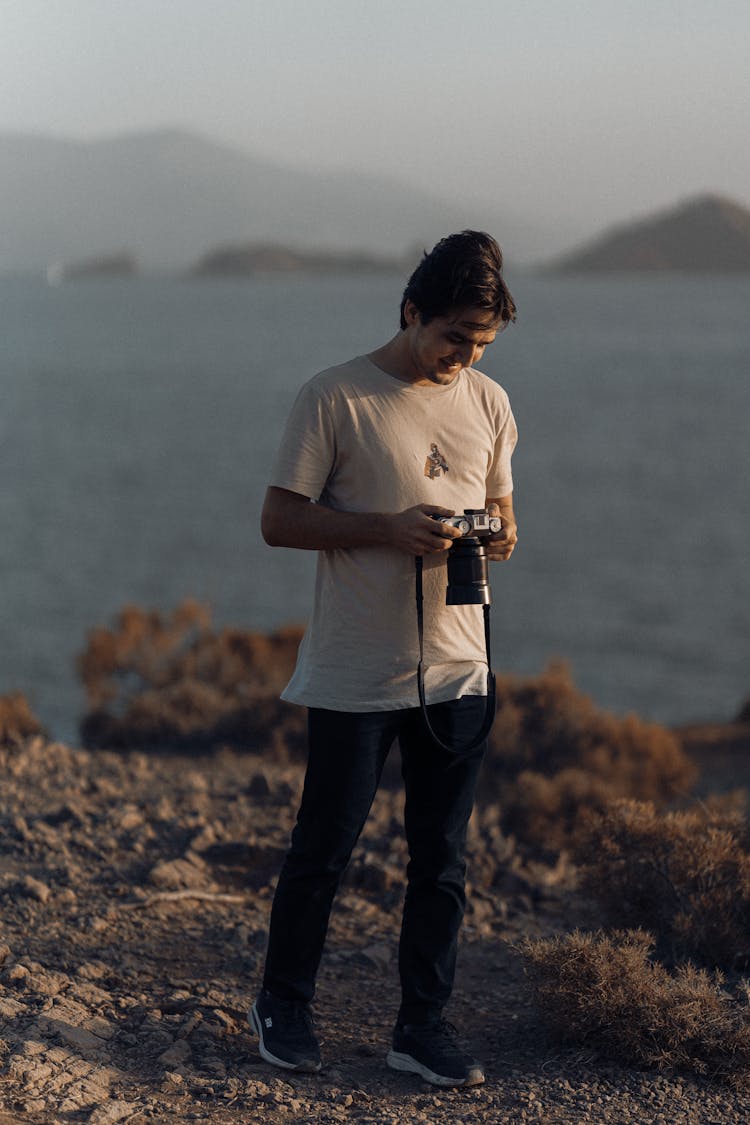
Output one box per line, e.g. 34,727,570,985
251,231,518,1087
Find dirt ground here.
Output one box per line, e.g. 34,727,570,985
2,730,750,1124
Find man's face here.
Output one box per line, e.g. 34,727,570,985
402,301,501,385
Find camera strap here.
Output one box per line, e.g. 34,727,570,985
415,556,497,754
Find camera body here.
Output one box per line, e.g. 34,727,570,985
434,508,503,539
431,509,504,605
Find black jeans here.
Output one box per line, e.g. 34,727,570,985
262,697,487,1026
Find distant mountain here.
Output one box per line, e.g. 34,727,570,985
0,128,516,273
552,194,750,273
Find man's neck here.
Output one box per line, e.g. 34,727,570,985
368,336,414,383
368,335,458,388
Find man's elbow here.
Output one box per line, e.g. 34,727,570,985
261,509,285,547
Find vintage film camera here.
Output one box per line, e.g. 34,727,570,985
432,508,504,605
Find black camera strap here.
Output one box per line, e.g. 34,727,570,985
415,556,496,754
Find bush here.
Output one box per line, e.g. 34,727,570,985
484,663,696,850
574,799,750,970
0,692,46,747
77,601,306,753
518,928,750,1087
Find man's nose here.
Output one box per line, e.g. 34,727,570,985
460,343,481,366
452,343,473,366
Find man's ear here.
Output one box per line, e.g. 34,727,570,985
403,300,422,327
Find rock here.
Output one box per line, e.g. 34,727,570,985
53,1024,108,1055
0,996,27,1019
159,1038,192,1068
357,942,392,971
38,998,110,1057
18,875,52,904
87,1101,137,1124
118,805,145,832
247,772,271,798
83,1015,117,1041
147,856,216,891
78,961,109,981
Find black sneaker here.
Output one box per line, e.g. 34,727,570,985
249,989,321,1073
387,1018,485,1087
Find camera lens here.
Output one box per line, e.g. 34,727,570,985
446,538,491,605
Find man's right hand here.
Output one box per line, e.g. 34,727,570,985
386,505,463,555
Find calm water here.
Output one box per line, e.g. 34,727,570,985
1,272,749,743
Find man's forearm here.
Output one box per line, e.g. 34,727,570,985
261,487,460,555
262,488,392,550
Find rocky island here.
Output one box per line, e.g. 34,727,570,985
188,243,408,278
46,252,138,285
552,193,750,273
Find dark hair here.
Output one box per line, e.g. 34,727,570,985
399,230,517,330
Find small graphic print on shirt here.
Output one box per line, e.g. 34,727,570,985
424,443,449,479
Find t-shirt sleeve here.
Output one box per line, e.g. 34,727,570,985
269,379,337,501
485,399,518,497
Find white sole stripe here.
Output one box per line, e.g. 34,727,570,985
386,1049,484,1087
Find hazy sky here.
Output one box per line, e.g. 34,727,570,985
2,0,748,241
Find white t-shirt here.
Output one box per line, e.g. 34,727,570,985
269,354,517,711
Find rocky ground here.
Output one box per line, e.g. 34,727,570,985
2,731,750,1124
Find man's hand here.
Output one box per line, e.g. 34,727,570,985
485,500,518,562
386,504,463,555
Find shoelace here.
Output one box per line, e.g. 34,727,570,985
413,1018,461,1048
274,999,315,1041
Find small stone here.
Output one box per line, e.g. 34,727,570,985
56,1025,108,1054
7,963,30,985
83,1016,117,1040
19,876,51,904
148,856,215,891
159,1039,192,1068
119,807,145,832
87,1101,136,1124
0,996,26,1018
247,772,271,798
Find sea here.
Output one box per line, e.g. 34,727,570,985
1,271,749,744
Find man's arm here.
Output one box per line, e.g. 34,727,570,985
485,494,517,561
261,486,463,556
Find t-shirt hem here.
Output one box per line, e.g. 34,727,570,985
279,684,489,711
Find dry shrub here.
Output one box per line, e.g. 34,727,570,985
575,799,750,970
77,601,306,753
0,692,46,747
484,663,696,850
519,928,750,1087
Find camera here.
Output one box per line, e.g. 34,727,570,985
432,509,504,605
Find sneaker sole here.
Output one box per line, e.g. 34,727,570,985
249,1002,322,1073
386,1049,485,1087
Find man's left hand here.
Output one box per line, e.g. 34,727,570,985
486,501,517,562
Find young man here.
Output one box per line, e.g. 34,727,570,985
251,231,518,1087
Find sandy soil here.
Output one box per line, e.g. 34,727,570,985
2,732,750,1124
